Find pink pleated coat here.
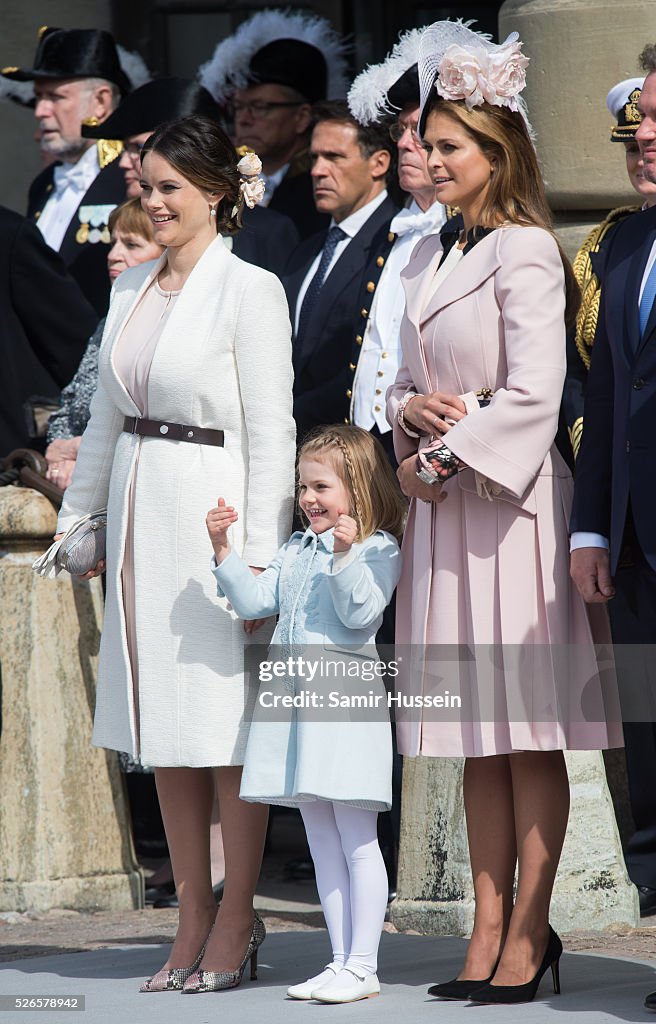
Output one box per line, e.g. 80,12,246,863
387,225,623,758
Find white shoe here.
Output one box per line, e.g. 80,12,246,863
287,963,341,1000
311,967,380,1003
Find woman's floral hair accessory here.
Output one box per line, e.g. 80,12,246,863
232,150,266,217
418,20,533,137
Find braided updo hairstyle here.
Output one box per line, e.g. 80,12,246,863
141,114,243,235
298,425,406,542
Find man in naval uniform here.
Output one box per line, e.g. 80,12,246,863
2,27,130,314
199,9,350,239
347,28,447,466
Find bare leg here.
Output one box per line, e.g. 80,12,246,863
458,755,516,980
200,765,268,972
154,766,217,968
210,791,225,887
490,750,569,986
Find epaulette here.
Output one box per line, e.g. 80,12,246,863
572,205,638,369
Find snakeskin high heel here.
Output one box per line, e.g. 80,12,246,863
182,912,266,993
139,937,209,992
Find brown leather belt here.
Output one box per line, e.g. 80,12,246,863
123,416,224,447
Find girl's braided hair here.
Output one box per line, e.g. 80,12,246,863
298,424,406,542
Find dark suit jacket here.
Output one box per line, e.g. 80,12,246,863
268,150,328,240
0,205,97,456
285,193,399,440
571,202,656,573
234,205,300,278
27,155,126,316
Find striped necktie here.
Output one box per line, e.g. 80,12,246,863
296,226,347,342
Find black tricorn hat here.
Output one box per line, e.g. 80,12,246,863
386,64,420,112
1,27,131,95
82,77,219,139
248,39,327,104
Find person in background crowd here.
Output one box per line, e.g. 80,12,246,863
45,198,163,487
390,21,622,1004
0,203,96,456
1,27,129,314
56,115,295,994
82,76,299,278
562,77,656,465
348,27,446,466
285,100,398,441
571,52,656,1012
199,9,349,238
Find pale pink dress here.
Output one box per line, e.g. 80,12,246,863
113,280,180,748
388,228,623,759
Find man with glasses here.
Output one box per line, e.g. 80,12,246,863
2,27,130,315
199,10,349,238
347,28,447,464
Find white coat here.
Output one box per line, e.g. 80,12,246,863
57,234,296,766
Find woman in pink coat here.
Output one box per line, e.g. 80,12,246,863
387,22,623,1005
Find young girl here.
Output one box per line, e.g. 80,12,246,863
206,425,405,1004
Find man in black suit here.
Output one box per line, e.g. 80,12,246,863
0,205,97,456
82,76,299,279
285,101,398,440
2,27,130,315
570,49,656,995
198,10,349,239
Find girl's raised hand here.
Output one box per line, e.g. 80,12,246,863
206,497,238,563
333,511,358,553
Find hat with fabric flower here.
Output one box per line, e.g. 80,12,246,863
199,9,349,106
417,19,531,137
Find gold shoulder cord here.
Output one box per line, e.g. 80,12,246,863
572,206,638,370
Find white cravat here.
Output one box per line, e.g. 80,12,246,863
37,146,100,251
352,199,446,433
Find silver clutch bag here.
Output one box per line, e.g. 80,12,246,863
32,509,107,580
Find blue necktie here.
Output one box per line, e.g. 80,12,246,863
296,226,347,342
639,257,656,336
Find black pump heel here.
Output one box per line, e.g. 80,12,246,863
468,925,563,1005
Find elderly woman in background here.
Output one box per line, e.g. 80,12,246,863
45,198,163,488
56,115,296,993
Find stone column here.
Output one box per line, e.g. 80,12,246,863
499,0,656,257
0,487,143,911
391,752,637,935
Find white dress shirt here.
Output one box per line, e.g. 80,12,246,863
294,190,388,334
570,236,656,551
352,199,446,432
37,145,100,251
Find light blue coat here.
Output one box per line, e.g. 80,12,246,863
212,526,401,809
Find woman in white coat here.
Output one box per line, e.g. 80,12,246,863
56,115,296,991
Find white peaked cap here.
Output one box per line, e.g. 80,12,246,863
606,77,644,118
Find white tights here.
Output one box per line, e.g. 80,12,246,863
300,801,388,975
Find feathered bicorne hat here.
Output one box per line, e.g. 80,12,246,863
417,19,532,138
199,9,350,105
348,28,425,125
